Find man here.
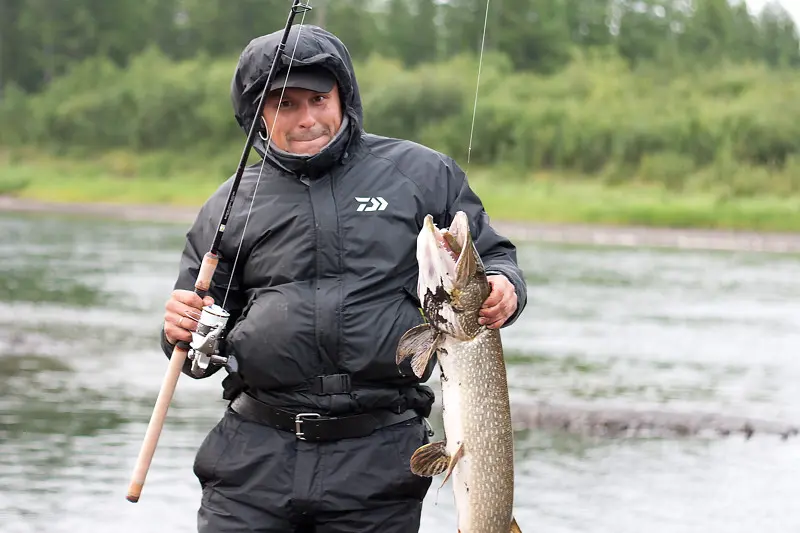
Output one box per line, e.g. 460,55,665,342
160,24,527,533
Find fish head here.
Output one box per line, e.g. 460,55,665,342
416,211,490,340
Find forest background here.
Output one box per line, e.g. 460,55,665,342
2,0,800,231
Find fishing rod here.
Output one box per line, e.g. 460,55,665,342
125,0,312,503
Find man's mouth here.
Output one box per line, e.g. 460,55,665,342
290,129,329,143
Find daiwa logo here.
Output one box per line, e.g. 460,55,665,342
355,196,388,212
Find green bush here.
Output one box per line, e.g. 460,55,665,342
2,49,800,196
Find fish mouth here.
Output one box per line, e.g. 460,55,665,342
416,211,478,302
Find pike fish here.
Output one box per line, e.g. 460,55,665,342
397,211,522,533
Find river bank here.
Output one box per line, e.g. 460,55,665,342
4,145,800,234
4,196,800,254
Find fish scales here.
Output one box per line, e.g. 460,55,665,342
440,327,514,531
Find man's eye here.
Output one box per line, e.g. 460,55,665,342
279,100,292,108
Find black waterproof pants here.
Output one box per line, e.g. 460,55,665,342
193,407,433,532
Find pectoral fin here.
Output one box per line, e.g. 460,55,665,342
510,516,522,533
396,324,441,378
408,440,466,488
409,441,449,477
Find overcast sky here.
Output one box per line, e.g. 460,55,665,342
745,0,800,21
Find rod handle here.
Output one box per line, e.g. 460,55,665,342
195,252,218,296
126,251,220,503
126,344,188,503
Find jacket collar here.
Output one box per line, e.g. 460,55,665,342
265,115,356,178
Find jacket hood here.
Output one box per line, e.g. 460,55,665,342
230,24,364,172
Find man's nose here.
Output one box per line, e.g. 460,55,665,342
296,105,316,128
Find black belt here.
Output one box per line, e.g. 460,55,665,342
229,392,420,442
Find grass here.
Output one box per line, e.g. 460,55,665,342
2,147,800,232
0,148,227,206
466,169,800,232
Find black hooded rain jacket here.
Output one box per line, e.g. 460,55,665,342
161,24,528,418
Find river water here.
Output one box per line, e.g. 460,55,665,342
1,212,799,533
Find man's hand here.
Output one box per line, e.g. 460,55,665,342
479,274,518,329
164,290,214,345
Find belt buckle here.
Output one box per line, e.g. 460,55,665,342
295,413,321,440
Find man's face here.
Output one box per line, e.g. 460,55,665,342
262,83,343,156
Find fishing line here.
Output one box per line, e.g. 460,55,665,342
466,0,491,168
222,0,312,309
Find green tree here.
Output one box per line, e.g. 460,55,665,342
411,0,441,64
493,0,574,73
379,0,439,65
678,0,737,63
318,0,381,61
4,0,184,93
0,0,34,93
565,0,613,47
615,0,680,67
179,0,289,57
757,1,800,67
440,0,489,58
384,0,417,63
726,1,763,63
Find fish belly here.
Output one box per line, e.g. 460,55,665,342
439,330,515,533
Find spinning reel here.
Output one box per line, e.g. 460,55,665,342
186,304,236,377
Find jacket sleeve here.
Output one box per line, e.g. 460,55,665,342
159,192,246,379
436,157,528,327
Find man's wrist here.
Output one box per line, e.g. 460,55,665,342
486,270,508,281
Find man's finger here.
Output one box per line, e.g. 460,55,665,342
479,306,506,324
172,289,207,309
481,299,516,323
164,309,202,342
164,320,192,345
164,292,216,345
165,323,193,340
482,292,502,309
485,316,507,329
179,312,200,331
480,290,514,314
479,305,498,317
479,305,498,319
481,284,506,308
165,301,202,322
